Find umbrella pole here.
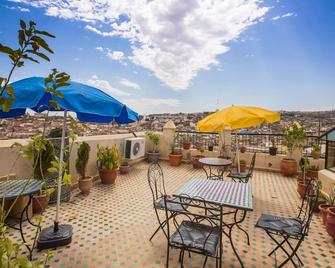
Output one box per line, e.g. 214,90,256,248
236,133,240,173
37,111,73,250
55,110,67,230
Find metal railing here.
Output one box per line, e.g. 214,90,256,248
175,130,325,158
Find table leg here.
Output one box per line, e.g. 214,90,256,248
202,165,210,179
19,194,37,260
226,209,248,268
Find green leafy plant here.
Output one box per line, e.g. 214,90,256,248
145,130,160,153
75,142,90,179
0,20,55,112
299,156,310,184
325,184,335,205
121,159,129,166
196,142,205,154
312,143,321,152
170,133,181,155
309,165,319,171
282,122,306,157
97,145,120,170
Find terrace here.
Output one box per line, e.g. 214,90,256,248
1,123,335,268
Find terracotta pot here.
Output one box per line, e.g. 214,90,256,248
120,165,130,174
169,154,183,166
99,169,118,184
192,155,204,169
314,199,327,212
183,142,191,150
311,150,321,160
326,207,335,240
239,163,246,173
319,204,332,225
296,180,307,199
240,146,246,153
33,193,49,214
307,170,318,179
281,158,297,177
147,152,160,163
78,176,93,195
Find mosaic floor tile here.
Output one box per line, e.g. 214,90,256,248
7,161,335,267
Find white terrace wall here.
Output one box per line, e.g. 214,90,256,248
0,132,149,185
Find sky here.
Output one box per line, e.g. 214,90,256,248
0,0,335,115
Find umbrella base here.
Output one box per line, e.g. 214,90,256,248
37,222,72,250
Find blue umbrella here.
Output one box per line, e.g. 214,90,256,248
0,76,139,249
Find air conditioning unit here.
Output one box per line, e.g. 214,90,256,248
124,137,145,160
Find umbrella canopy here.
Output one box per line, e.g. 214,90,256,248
197,105,280,131
0,77,138,123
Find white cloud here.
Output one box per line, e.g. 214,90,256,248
95,46,126,64
272,12,296,21
119,78,140,89
13,0,270,90
4,5,30,12
87,75,130,97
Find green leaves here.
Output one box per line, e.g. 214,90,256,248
0,19,56,112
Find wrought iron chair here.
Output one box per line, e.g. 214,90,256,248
227,152,256,183
164,195,223,268
147,162,186,241
255,180,319,268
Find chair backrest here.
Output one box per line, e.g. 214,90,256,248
164,195,223,254
147,163,167,202
247,153,256,177
297,179,319,235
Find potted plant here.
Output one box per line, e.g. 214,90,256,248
25,135,56,214
296,157,310,199
326,185,335,240
75,142,93,195
120,159,130,174
307,165,319,180
192,143,205,169
240,145,247,153
281,122,306,176
314,181,327,212
97,144,120,184
145,130,160,162
208,141,214,152
319,184,335,225
311,143,321,159
181,134,191,150
169,144,183,166
239,159,246,173
269,138,277,156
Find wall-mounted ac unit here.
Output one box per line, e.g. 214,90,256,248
124,137,145,160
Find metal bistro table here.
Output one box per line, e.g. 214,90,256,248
199,157,232,180
174,178,253,268
0,179,44,260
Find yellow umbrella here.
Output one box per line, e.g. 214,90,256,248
197,105,280,172
197,105,280,132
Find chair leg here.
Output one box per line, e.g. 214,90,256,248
267,232,300,268
278,239,304,268
166,245,170,268
203,256,208,268
149,219,167,241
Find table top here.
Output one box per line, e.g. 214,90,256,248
198,157,232,167
174,178,253,211
0,179,43,199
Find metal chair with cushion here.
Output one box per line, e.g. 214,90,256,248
255,180,319,268
147,162,185,241
227,152,256,183
164,195,223,268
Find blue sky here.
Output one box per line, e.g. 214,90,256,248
0,0,335,114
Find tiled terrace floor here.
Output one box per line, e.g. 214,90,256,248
8,161,335,268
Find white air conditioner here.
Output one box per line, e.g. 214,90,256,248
124,137,145,160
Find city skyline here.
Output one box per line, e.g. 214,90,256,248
0,0,335,115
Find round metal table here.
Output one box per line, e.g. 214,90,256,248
0,179,44,260
198,157,233,180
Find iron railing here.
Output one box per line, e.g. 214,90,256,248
175,131,326,158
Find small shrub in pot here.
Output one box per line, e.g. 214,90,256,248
311,143,321,159
145,130,160,162
75,142,93,195
192,143,205,169
120,159,130,174
97,144,120,184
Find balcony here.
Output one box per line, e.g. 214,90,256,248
1,128,334,268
